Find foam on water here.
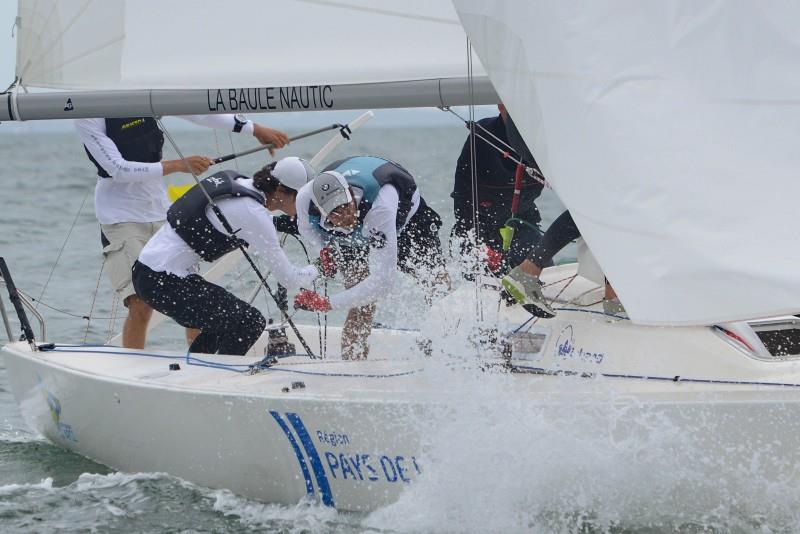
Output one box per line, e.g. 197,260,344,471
211,490,367,533
369,388,786,531
367,303,800,532
0,477,53,496
0,468,369,533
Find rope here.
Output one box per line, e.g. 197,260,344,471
16,287,115,322
531,274,578,328
441,106,548,188
84,256,107,343
323,281,328,359
156,118,317,358
42,345,420,378
35,184,92,310
279,231,327,357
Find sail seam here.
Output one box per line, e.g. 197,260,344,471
296,0,460,25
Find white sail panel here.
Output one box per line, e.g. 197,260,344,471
455,1,800,325
16,0,483,90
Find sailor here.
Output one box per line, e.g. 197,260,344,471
131,157,318,356
451,104,545,275
293,156,450,360
500,109,624,318
75,114,289,349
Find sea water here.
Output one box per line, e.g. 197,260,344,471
1,121,793,532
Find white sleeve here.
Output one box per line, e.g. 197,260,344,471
329,187,399,310
215,198,318,290
75,118,163,182
177,114,255,136
295,183,328,258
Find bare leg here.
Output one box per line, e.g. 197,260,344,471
340,256,373,360
185,328,201,346
122,295,154,349
604,282,617,300
602,278,626,317
342,303,375,360
518,259,543,277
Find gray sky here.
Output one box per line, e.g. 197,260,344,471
0,3,495,132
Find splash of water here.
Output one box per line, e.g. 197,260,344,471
368,294,800,532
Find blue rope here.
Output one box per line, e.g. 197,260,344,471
47,346,183,360
43,344,421,379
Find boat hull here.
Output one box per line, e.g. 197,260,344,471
2,341,424,511
7,336,800,513
7,264,800,511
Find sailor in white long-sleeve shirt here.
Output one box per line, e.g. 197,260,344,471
132,158,318,356
293,156,450,360
75,114,289,349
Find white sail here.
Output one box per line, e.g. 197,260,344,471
16,0,483,90
7,0,495,120
454,0,800,325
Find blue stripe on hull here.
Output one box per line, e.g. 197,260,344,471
286,412,335,507
269,410,315,499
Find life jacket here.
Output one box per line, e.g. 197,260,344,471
452,115,543,239
308,156,417,248
85,117,165,178
166,170,265,262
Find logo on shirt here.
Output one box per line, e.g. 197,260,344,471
369,229,386,249
120,118,145,130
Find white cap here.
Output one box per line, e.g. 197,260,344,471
311,171,353,217
271,157,316,191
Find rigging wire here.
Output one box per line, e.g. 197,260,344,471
227,131,241,172
107,295,121,344
84,257,107,343
34,184,92,310
280,231,328,359
440,106,547,188
466,36,484,322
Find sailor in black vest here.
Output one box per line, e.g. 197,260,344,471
75,114,290,349
131,157,318,356
451,104,545,276
500,112,625,319
293,156,449,360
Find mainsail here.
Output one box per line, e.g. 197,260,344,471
5,0,496,120
454,1,800,325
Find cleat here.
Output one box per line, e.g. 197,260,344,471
501,266,556,318
267,328,296,356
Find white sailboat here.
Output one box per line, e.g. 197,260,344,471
4,0,800,513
